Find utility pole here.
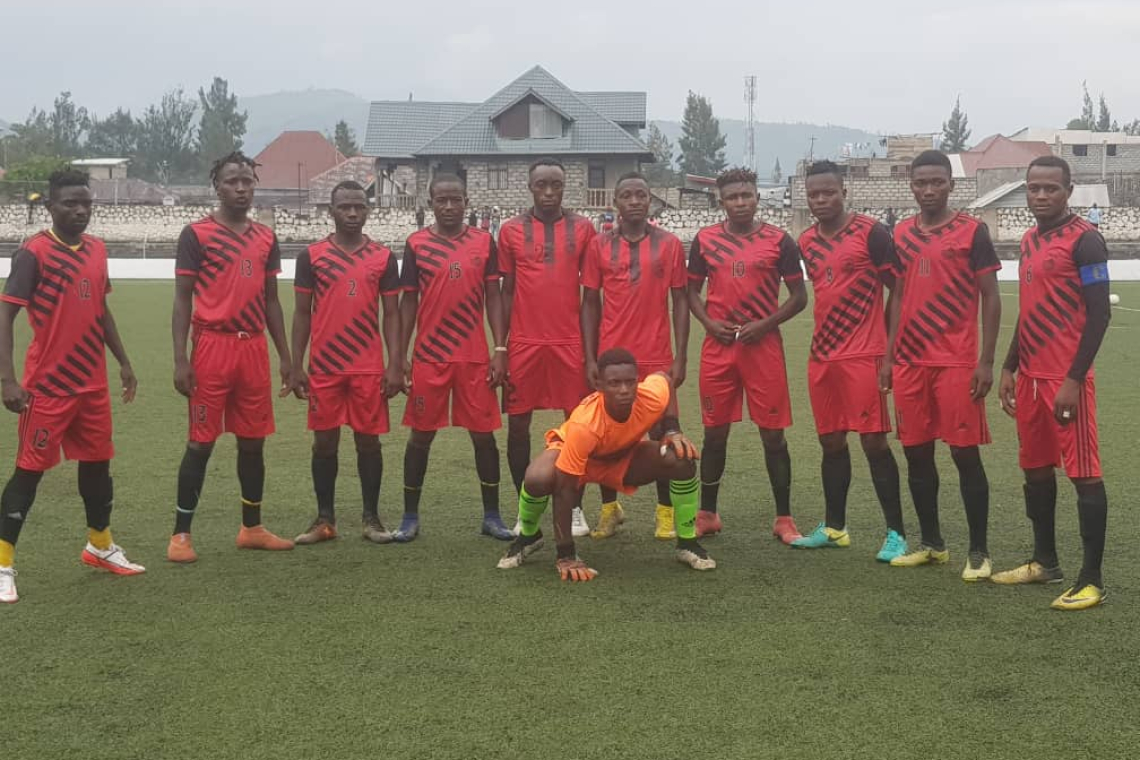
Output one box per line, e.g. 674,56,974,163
744,75,757,173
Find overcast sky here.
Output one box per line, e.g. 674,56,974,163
5,0,1140,137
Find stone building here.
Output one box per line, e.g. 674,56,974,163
362,66,652,210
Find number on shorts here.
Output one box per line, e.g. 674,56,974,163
240,259,254,278
732,261,746,279
33,428,49,449
449,262,462,280
194,404,208,424
78,278,92,299
415,396,426,413
347,278,358,297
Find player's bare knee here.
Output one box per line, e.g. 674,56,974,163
522,455,557,496
758,428,786,451
703,424,730,453
409,429,436,450
949,445,980,467
352,433,380,455
187,440,215,456
236,436,264,454
859,432,888,456
469,431,496,450
818,432,847,454
507,413,532,440
661,451,696,480
1023,466,1055,484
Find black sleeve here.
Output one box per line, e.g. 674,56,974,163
2,249,40,305
175,226,202,274
399,241,419,291
294,250,314,292
687,236,707,279
267,234,282,276
1067,230,1111,381
778,234,804,280
379,253,401,294
969,223,1001,273
867,222,898,273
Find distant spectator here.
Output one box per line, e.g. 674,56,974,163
885,207,897,232
479,207,491,231
490,206,501,237
415,205,425,230
1087,203,1102,228
468,209,478,227
601,210,615,234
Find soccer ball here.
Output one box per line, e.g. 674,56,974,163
1109,294,1120,306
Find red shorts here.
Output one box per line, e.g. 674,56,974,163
892,364,990,447
189,330,275,444
1016,374,1100,478
808,356,891,436
699,336,791,429
403,361,501,432
17,390,114,471
545,434,639,495
503,342,589,416
308,373,389,435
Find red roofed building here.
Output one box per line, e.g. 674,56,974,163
253,131,345,193
954,134,1053,195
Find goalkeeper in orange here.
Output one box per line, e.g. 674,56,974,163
496,347,713,581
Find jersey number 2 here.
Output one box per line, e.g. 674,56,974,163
347,279,358,297
78,278,92,299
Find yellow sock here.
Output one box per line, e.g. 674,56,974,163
87,527,113,551
0,539,13,567
602,501,620,509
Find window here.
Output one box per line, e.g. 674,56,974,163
588,162,606,189
848,165,870,179
529,104,563,139
487,165,509,190
890,164,910,179
1107,144,1118,157
1072,144,1089,157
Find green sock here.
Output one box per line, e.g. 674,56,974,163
670,477,700,540
518,485,549,537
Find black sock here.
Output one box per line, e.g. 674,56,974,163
357,444,383,519
656,479,672,508
312,451,338,521
1075,481,1108,588
700,435,727,513
867,447,906,536
821,446,851,530
403,438,432,515
0,468,43,548
78,460,113,532
473,434,501,516
764,444,792,517
904,442,942,549
506,427,530,496
175,446,212,534
1024,477,1058,568
237,448,265,528
952,447,989,554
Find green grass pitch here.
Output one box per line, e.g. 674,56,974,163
2,281,1139,759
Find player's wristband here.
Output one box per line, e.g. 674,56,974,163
660,416,680,434
494,346,508,353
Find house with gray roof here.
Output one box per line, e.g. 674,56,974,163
364,66,652,209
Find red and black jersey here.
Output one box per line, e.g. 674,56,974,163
798,213,896,362
581,226,687,366
1,230,110,396
498,210,595,345
893,213,1001,367
1018,216,1107,379
688,221,803,328
175,216,282,333
295,236,400,376
400,226,499,364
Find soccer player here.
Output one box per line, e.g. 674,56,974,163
0,169,144,603
794,161,908,561
883,150,1001,580
581,172,689,541
291,181,404,545
396,173,512,542
497,348,713,580
687,167,806,542
167,152,295,563
499,158,596,537
992,156,1112,610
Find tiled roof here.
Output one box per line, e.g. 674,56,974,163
362,101,476,159
575,91,647,126
254,131,345,189
415,66,650,157
307,156,376,205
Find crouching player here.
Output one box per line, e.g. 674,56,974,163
496,348,713,581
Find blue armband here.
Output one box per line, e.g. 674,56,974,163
1079,263,1109,286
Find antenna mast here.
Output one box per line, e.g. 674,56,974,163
744,75,757,173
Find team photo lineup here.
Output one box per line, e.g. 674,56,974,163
0,148,1114,609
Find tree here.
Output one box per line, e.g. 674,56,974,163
1096,94,1112,132
333,120,359,157
3,155,70,182
642,123,677,185
48,92,89,157
136,87,197,183
940,96,972,153
196,77,248,177
86,109,138,157
1068,81,1096,130
678,91,727,177
4,107,54,165
771,158,783,185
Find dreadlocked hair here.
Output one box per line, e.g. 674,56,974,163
716,166,757,189
210,151,260,187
